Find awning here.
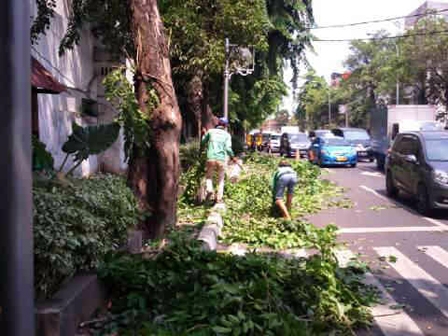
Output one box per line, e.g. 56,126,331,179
31,56,66,94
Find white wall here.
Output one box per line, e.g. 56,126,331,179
30,0,127,176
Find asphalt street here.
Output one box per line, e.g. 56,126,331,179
306,161,448,336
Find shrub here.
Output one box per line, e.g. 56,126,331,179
179,140,202,171
231,135,245,156
95,233,376,335
33,174,140,298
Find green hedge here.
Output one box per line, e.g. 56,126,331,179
33,174,140,298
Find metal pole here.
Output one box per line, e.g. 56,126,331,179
223,38,230,119
345,107,349,127
395,43,400,105
0,0,34,335
328,90,331,125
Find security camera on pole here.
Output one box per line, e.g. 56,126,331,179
223,38,255,121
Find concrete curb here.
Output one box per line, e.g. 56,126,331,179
198,203,226,250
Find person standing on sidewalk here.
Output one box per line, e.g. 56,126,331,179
272,160,298,220
201,117,235,203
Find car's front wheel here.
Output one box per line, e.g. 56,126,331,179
417,183,432,215
386,171,398,198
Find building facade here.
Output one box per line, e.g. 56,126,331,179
30,0,127,176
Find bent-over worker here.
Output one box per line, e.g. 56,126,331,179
201,117,234,203
272,160,298,220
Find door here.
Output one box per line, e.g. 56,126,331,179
402,136,422,195
389,135,407,190
394,136,419,193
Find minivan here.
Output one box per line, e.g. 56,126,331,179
280,132,310,158
385,131,448,215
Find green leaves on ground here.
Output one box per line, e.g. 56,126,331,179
222,154,350,250
96,233,377,335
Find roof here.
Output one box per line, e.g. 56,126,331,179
31,56,65,94
402,131,448,140
336,127,366,131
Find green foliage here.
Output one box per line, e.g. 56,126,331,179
222,154,348,249
103,69,158,158
179,141,207,204
231,135,245,156
33,174,140,298
58,0,134,57
31,0,56,44
399,16,448,115
94,233,376,335
32,135,54,172
62,122,120,163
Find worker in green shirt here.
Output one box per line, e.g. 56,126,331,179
201,117,235,203
272,160,298,220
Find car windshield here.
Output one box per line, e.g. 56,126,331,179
343,130,370,140
426,139,448,161
270,135,280,140
290,134,308,142
323,138,350,146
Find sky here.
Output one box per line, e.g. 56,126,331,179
281,0,448,112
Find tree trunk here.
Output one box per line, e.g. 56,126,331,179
187,75,203,138
201,85,218,130
129,0,182,238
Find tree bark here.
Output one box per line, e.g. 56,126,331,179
129,0,182,238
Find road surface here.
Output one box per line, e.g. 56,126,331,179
307,162,448,336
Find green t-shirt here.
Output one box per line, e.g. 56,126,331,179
201,127,234,162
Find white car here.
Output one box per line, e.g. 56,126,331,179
268,133,281,153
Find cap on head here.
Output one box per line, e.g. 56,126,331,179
218,117,229,126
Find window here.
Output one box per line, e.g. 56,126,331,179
343,130,370,140
426,139,448,161
394,136,419,156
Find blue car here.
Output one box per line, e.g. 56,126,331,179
309,136,358,167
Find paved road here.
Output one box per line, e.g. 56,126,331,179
307,162,448,336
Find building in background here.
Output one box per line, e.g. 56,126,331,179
30,0,127,176
405,1,448,28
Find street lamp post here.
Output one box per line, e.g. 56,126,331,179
223,38,255,120
395,43,400,105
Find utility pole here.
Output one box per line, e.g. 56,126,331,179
0,0,34,335
222,38,255,120
328,90,331,125
395,43,400,105
223,38,230,120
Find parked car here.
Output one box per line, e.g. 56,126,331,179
385,131,448,215
331,127,374,162
309,136,357,167
267,133,281,153
280,132,310,158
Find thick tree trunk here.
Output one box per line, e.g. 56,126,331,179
129,0,182,238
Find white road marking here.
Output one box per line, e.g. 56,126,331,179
360,185,448,230
375,247,448,319
361,171,383,178
360,185,391,203
417,246,448,270
339,226,445,234
336,249,424,336
422,217,448,229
